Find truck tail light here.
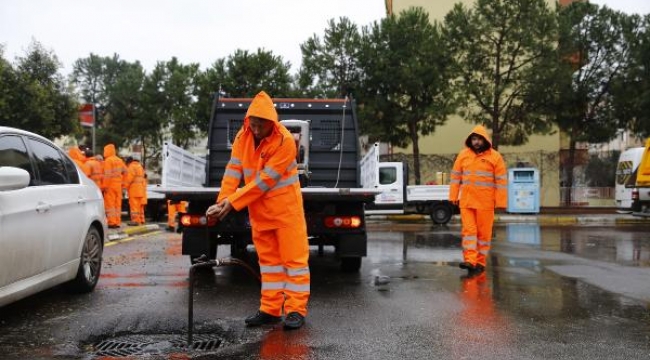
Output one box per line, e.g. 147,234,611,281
632,188,639,201
324,216,362,228
180,214,218,228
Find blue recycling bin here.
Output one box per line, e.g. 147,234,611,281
507,167,540,213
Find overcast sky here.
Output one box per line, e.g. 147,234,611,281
1,0,649,77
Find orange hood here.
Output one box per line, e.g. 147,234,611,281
464,125,493,149
244,91,279,129
104,144,116,158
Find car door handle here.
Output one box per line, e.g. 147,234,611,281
390,189,398,192
36,202,52,213
77,196,86,204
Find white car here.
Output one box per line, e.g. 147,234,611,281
0,126,106,307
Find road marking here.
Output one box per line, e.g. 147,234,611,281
105,231,163,247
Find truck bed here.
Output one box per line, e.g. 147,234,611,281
152,186,380,203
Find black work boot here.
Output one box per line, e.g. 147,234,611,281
472,264,485,273
245,311,281,327
283,312,305,330
459,262,475,271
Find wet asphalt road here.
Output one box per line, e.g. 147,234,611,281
0,220,649,359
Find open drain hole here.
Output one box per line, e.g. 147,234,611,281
93,334,223,357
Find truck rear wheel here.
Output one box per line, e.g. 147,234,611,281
340,257,362,272
430,203,452,225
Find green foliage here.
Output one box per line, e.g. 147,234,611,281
357,7,457,184
554,2,634,144
442,0,558,149
0,41,79,139
298,17,362,98
584,152,618,187
204,49,293,98
612,14,650,138
551,2,637,199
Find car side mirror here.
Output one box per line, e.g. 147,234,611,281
0,166,30,191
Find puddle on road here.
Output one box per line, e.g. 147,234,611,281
497,224,650,267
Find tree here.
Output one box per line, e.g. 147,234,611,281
70,53,142,150
357,7,457,184
553,3,637,204
611,13,650,138
203,49,293,98
442,0,558,149
144,57,201,149
0,41,79,139
298,17,362,98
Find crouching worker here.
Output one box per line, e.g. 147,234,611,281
206,91,310,330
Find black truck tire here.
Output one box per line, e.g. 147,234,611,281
430,203,453,225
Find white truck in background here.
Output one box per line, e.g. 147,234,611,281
631,138,650,218
614,146,644,213
360,142,458,225
145,142,206,221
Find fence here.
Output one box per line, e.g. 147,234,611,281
559,187,615,207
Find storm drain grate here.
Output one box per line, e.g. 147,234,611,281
171,337,222,351
94,340,155,357
93,334,224,357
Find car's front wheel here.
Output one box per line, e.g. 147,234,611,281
68,226,103,293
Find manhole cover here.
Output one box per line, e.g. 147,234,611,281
93,334,223,357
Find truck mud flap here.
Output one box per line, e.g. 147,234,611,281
336,234,367,257
182,228,215,256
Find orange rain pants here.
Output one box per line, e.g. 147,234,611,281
460,208,495,267
167,200,187,228
253,223,310,317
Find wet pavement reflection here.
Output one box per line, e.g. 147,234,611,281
365,222,650,358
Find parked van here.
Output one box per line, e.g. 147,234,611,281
615,147,644,212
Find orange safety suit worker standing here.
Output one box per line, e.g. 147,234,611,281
68,147,91,177
449,125,507,274
85,151,104,189
166,200,188,231
103,144,127,229
124,156,147,225
206,91,310,330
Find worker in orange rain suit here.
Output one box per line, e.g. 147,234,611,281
449,125,507,274
124,156,147,226
166,200,188,231
103,144,127,229
84,150,104,189
68,147,91,177
206,91,310,330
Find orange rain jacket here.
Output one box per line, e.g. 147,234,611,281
449,125,507,210
85,156,104,189
103,144,127,190
217,92,305,230
125,160,146,198
68,147,91,177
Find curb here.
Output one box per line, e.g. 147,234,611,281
107,224,161,241
368,214,650,224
